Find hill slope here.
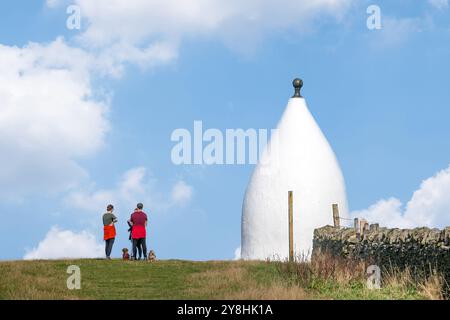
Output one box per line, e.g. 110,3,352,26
0,259,437,300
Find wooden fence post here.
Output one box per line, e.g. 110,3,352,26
332,204,340,228
354,218,360,239
360,219,369,238
288,191,294,262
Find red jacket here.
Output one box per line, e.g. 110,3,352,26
130,211,147,239
103,225,116,240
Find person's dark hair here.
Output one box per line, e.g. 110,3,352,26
107,204,114,211
137,203,143,210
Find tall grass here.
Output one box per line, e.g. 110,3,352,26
187,261,307,299
272,252,446,300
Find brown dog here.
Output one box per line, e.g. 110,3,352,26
148,250,156,262
122,248,130,260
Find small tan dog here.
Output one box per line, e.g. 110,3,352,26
148,250,156,262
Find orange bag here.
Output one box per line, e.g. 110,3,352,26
103,225,116,240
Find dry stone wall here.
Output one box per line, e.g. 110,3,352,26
313,225,450,285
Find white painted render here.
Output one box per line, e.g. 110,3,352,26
241,97,349,260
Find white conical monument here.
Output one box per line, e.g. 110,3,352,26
241,78,349,260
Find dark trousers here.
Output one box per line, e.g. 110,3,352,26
105,238,115,258
132,238,147,259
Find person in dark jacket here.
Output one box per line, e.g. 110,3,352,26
127,218,134,259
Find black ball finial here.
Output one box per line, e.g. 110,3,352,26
292,78,303,98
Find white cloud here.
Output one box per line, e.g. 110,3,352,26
429,0,448,10
234,246,241,260
351,164,450,229
6,1,352,198
0,1,354,200
368,16,425,49
24,226,103,259
45,0,63,8
171,180,193,205
0,38,109,200
47,0,353,65
66,167,194,215
351,198,410,228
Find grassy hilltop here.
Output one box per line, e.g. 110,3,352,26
0,257,444,300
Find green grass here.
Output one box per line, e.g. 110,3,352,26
305,278,421,300
0,258,439,300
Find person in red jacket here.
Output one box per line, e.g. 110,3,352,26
129,203,148,260
102,204,118,259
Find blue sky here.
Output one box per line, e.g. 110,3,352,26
0,0,450,260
